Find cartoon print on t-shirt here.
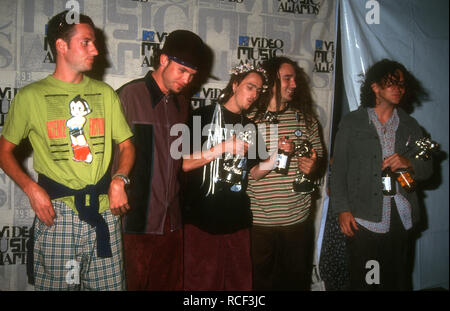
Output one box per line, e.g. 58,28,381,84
66,95,93,163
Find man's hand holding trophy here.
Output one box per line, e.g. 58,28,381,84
272,129,318,194
219,131,253,185
395,136,439,192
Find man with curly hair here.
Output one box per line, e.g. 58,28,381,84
182,64,290,290
330,59,433,290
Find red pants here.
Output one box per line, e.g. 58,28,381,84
184,224,252,291
123,218,183,291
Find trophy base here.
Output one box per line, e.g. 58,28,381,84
219,172,241,185
292,181,315,194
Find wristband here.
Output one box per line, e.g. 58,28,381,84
112,173,130,185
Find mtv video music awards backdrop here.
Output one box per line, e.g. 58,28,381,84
0,0,337,290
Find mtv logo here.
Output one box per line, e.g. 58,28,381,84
315,40,323,50
239,36,249,47
142,30,155,42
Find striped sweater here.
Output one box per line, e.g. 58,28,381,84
247,107,323,226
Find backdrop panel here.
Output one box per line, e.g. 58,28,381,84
0,0,338,290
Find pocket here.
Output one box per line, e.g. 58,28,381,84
37,200,68,232
353,131,378,155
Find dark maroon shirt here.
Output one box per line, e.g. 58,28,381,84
117,71,189,234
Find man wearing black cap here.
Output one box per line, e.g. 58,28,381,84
115,29,204,290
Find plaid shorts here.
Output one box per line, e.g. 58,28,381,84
33,200,125,291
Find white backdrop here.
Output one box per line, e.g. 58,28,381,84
0,0,338,290
339,0,448,290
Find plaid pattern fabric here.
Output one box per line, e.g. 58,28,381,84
33,200,125,291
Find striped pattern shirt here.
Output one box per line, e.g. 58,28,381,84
247,108,323,226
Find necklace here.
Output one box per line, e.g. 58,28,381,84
263,110,279,123
263,103,289,124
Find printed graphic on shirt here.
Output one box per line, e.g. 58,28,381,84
84,93,105,159
66,95,93,163
45,93,105,163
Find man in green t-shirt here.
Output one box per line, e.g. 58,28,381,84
0,10,134,290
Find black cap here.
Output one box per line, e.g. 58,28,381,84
161,30,204,70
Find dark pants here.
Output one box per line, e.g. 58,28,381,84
346,202,411,291
251,219,314,291
123,217,183,290
184,224,252,291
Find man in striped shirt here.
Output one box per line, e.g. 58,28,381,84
247,56,324,290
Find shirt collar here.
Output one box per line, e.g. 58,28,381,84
144,71,181,111
368,107,399,128
144,71,165,108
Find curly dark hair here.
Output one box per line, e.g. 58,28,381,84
47,10,95,58
251,56,316,128
359,59,428,112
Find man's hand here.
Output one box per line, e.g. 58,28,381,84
278,137,295,155
182,135,248,172
108,178,130,216
24,183,55,227
0,137,55,226
109,138,134,215
382,153,412,172
223,135,249,156
297,148,318,175
338,211,358,237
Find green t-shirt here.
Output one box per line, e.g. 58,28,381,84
2,75,133,213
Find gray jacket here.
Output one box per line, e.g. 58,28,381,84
330,107,433,224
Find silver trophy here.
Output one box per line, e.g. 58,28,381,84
395,136,439,192
219,130,255,184
413,137,439,160
292,130,316,194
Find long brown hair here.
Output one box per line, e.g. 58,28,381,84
252,56,316,128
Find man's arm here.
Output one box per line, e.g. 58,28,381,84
383,124,433,181
249,137,294,180
249,151,277,180
0,136,55,226
338,211,359,237
297,148,318,175
182,136,248,172
329,119,358,237
108,138,135,215
298,117,324,178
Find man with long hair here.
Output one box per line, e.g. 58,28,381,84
247,56,325,290
182,64,290,290
330,59,433,290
